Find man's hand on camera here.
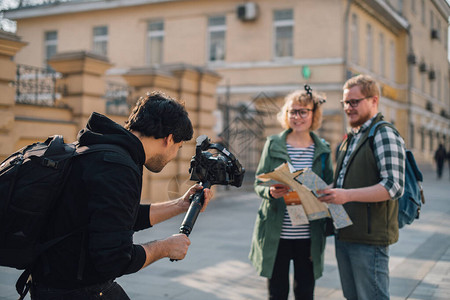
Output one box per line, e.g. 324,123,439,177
178,184,213,212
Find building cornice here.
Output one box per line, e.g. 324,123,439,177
354,0,409,34
4,0,182,20
0,29,22,42
431,0,450,19
216,83,343,96
208,57,344,71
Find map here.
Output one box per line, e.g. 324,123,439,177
296,168,352,229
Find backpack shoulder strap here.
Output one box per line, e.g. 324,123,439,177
75,143,129,156
75,143,141,175
43,135,66,156
368,120,392,138
368,120,397,148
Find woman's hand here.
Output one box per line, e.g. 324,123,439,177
269,183,290,199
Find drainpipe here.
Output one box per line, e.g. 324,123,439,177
196,67,204,136
342,0,353,134
406,25,414,149
224,80,230,148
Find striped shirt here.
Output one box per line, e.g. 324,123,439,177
280,143,315,239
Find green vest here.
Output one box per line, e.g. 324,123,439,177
334,114,399,245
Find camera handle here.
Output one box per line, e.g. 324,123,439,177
170,181,211,262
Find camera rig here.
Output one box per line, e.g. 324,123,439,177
178,135,245,236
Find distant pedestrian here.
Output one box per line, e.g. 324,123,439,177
434,144,446,179
448,149,450,180
249,86,333,300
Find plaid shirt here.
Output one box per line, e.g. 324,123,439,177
336,115,406,199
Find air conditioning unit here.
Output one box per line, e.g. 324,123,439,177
236,2,259,21
428,69,436,80
407,53,416,65
419,62,427,73
431,29,440,40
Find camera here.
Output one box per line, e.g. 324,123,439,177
178,135,245,236
189,135,244,187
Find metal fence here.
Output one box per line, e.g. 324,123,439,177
105,81,132,116
218,92,281,173
14,64,62,106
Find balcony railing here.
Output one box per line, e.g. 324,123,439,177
15,0,73,9
14,64,62,106
105,81,132,116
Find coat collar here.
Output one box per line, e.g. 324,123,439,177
271,129,330,158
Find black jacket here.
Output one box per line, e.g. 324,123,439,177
33,112,150,289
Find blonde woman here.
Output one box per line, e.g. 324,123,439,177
249,86,333,300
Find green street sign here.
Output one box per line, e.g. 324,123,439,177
302,65,311,79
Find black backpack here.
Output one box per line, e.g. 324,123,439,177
368,121,425,228
0,135,126,299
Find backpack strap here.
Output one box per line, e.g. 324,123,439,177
75,143,140,175
43,135,66,157
15,227,87,299
368,120,393,146
16,268,31,300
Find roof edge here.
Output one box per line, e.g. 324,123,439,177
3,0,181,20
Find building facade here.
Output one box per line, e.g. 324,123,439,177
4,0,450,169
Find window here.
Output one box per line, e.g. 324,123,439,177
92,26,108,56
437,70,441,100
351,13,359,63
420,128,425,151
396,0,403,14
437,19,441,42
366,24,373,71
430,11,434,32
445,76,449,110
208,16,226,62
430,65,435,97
445,27,448,50
44,31,57,68
389,40,395,81
147,21,164,66
379,33,385,76
273,9,293,58
429,130,433,152
421,64,425,92
421,0,425,25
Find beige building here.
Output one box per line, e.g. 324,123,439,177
3,0,450,170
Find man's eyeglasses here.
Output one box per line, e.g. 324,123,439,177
340,97,371,108
288,109,313,119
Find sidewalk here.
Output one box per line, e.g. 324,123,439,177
0,165,449,300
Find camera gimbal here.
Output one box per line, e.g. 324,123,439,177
178,135,245,236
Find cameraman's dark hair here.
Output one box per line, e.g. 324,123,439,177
125,91,193,143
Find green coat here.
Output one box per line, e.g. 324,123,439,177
249,129,334,279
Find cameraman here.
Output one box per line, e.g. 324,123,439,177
29,91,213,300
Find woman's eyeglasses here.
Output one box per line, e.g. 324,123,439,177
340,97,371,108
288,109,313,119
